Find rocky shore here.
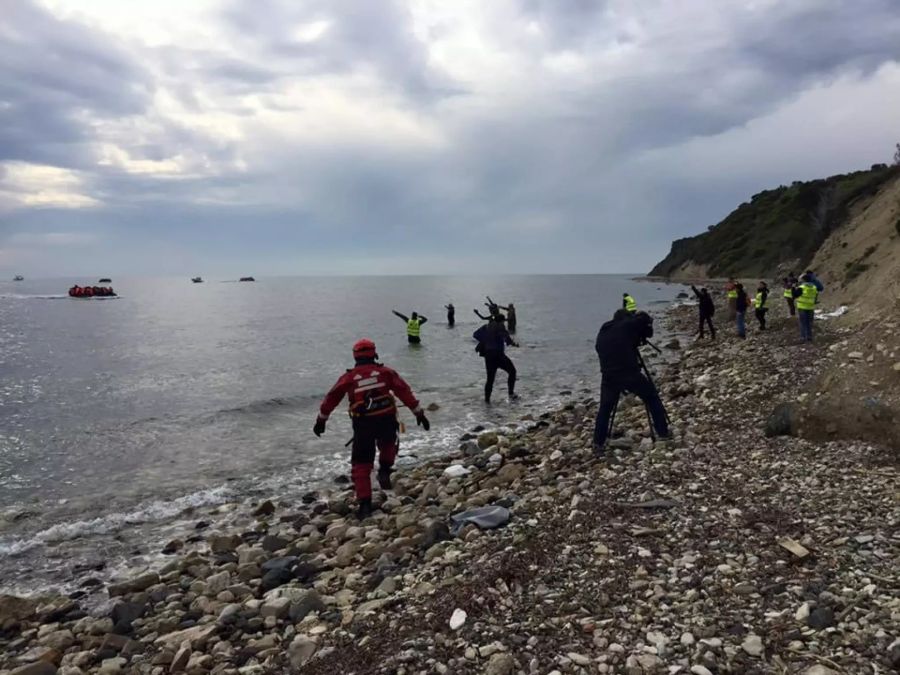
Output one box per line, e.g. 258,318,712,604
2,305,898,675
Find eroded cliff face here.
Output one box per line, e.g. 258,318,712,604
650,165,900,281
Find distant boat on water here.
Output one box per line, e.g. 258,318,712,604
13,275,24,281
239,277,255,282
191,277,204,283
98,278,112,283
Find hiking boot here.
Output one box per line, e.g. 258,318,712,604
592,442,606,458
356,498,373,521
377,467,393,490
508,392,519,401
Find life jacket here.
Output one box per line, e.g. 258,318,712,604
755,291,769,309
623,295,637,313
346,366,398,418
727,289,738,299
796,283,818,311
406,319,421,338
783,288,793,298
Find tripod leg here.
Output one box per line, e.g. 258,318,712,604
606,398,618,446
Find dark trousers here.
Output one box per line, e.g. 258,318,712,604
799,309,814,341
785,297,795,316
699,313,715,339
755,308,768,330
407,335,421,344
484,351,516,402
350,416,399,500
593,372,668,448
447,313,455,326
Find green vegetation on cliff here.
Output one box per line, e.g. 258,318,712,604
650,164,900,278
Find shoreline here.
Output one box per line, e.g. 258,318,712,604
2,301,897,675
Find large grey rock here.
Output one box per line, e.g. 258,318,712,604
107,572,159,597
764,403,796,437
289,636,317,668
0,594,39,626
485,653,515,675
10,663,57,675
288,590,325,622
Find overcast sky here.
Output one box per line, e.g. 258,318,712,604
2,0,900,276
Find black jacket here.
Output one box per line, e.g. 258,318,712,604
595,313,653,376
473,321,514,354
736,289,749,312
691,285,715,317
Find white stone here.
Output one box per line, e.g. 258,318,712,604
741,634,764,657
449,608,467,630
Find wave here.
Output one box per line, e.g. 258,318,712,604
0,294,68,300
0,485,234,558
214,393,322,417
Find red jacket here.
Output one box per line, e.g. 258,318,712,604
318,363,422,421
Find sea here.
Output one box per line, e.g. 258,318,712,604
0,275,686,595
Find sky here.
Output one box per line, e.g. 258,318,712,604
2,0,900,277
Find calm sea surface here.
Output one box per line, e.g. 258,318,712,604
0,275,685,593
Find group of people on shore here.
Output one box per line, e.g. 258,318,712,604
692,270,824,343
314,290,674,517
315,295,522,517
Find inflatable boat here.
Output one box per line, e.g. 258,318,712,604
69,285,117,298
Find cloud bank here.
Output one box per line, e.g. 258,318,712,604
2,0,900,276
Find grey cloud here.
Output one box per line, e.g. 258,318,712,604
0,0,154,168
219,0,460,100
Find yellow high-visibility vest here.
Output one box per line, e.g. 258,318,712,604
796,283,818,311
407,319,421,337
624,295,637,313
755,291,769,309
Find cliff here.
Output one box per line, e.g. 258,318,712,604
650,164,900,279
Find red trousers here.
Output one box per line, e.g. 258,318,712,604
350,415,399,499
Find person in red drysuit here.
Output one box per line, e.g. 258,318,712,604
314,339,430,519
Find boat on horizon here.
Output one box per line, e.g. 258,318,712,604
13,275,24,281
191,277,204,283
99,278,112,283
239,276,255,282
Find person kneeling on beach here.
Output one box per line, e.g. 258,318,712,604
592,310,670,456
313,339,430,519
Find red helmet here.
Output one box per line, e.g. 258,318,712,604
352,339,377,359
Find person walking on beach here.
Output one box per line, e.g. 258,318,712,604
445,303,455,327
754,281,770,331
735,283,749,338
782,277,796,316
792,273,820,342
473,314,519,403
622,293,637,314
725,278,738,320
691,285,716,340
313,339,430,519
592,310,669,455
392,310,427,344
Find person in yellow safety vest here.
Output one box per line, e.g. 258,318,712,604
725,278,738,320
791,274,820,342
782,276,796,316
392,309,428,344
622,293,637,313
754,281,770,331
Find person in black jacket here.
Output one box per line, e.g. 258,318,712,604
754,281,769,330
473,315,519,403
592,311,669,455
691,285,716,340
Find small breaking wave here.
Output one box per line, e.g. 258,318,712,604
0,485,235,558
0,294,68,300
